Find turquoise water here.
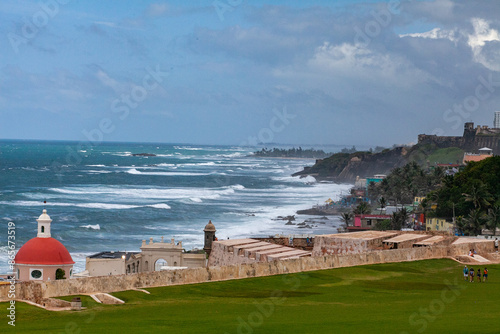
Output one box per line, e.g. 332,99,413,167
0,140,351,273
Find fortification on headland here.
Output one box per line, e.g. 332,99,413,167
418,121,500,155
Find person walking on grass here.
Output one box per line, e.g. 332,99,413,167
477,268,481,282
469,267,474,282
483,268,488,282
463,266,469,281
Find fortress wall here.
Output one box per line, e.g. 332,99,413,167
1,246,448,303
312,233,396,256
207,242,260,267
448,240,494,257
253,237,313,249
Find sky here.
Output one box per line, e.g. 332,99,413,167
1,0,500,147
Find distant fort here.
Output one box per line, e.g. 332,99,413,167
418,120,500,155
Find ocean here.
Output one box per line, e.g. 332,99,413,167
0,140,351,274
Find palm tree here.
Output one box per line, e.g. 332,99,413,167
486,206,500,236
460,209,485,236
340,212,353,227
353,202,371,214
378,197,387,215
463,181,493,211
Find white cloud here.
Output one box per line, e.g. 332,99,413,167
400,27,458,43
468,18,500,71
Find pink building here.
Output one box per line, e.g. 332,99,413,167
350,214,392,231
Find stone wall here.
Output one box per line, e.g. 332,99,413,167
1,246,449,303
253,237,313,250
312,232,397,256
448,240,494,256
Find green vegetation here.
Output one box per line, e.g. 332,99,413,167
2,259,499,333
253,147,331,158
426,147,464,165
426,156,500,235
368,161,444,206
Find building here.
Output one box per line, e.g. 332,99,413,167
463,147,493,164
418,120,500,155
84,237,206,277
14,209,74,281
425,217,454,233
495,111,500,129
349,214,392,231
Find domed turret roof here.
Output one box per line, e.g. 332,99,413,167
204,220,216,232
37,209,51,222
15,237,74,265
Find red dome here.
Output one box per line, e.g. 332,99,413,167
15,237,74,265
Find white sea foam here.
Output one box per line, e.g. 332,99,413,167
147,203,171,209
174,146,203,151
125,168,211,176
272,175,317,183
190,198,203,203
0,201,139,210
87,164,106,167
80,224,100,230
47,184,244,201
86,170,112,174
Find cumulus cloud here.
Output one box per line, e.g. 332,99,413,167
468,18,500,71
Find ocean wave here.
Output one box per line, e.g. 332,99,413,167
174,146,203,151
86,170,112,174
80,224,100,230
272,175,317,183
125,168,211,176
47,184,243,201
0,201,139,210
190,197,203,203
147,203,171,209
217,152,245,158
87,164,106,167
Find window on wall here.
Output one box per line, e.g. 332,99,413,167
30,269,42,280
41,226,45,233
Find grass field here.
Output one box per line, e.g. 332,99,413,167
1,259,499,333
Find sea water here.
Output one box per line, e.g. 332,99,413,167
0,140,351,273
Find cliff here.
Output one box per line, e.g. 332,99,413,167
292,147,409,182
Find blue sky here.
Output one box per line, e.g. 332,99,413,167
1,0,500,146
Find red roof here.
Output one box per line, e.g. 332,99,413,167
15,237,74,265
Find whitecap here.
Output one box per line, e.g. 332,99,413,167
80,224,100,230
147,203,171,209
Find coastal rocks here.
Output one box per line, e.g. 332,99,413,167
131,153,156,157
296,207,343,215
274,215,295,221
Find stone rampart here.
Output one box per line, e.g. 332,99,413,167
1,246,448,303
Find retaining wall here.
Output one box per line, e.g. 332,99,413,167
0,246,448,303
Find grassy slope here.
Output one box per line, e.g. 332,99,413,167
1,259,499,334
426,147,465,165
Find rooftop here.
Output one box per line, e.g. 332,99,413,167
322,231,397,240
383,234,430,243
89,251,138,260
413,236,445,246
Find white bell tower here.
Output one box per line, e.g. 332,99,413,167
37,209,52,238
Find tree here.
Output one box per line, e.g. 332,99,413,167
340,212,353,226
457,209,484,236
378,197,387,215
486,205,500,236
353,202,371,214
463,180,493,211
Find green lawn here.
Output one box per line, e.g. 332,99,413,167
1,259,498,333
